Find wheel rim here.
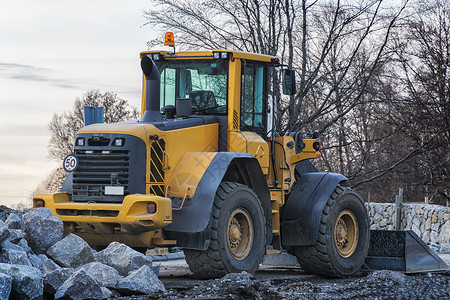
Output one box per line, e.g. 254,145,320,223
334,209,359,258
227,207,254,260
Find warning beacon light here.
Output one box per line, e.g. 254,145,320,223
164,32,175,46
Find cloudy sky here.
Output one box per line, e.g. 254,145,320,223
0,0,157,193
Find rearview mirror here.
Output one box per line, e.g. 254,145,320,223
282,69,296,95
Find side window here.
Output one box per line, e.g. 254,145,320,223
160,68,176,106
241,62,266,133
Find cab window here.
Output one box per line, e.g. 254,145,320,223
241,62,266,134
156,60,228,115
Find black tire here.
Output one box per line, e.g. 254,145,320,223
184,182,266,279
294,186,369,277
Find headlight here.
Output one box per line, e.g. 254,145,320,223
75,137,85,146
147,202,156,213
213,52,229,59
113,138,125,147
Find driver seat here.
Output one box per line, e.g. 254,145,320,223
189,91,217,109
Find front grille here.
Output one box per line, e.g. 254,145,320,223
56,209,119,217
72,150,130,201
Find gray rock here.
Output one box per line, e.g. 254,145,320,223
54,269,103,300
413,218,420,229
28,253,43,269
431,223,440,233
444,213,450,222
425,218,432,230
17,238,31,253
94,249,105,262
101,287,112,299
117,265,165,295
438,244,450,254
379,218,388,228
415,206,424,215
428,243,440,253
375,205,383,214
5,213,22,229
102,242,152,276
21,207,63,254
39,254,62,275
43,268,74,294
0,247,31,265
5,229,25,244
1,240,31,265
373,214,382,225
47,233,95,268
406,213,413,227
420,220,426,233
0,263,43,300
436,221,450,244
1,239,23,251
422,231,430,243
411,224,420,236
79,262,121,288
0,272,12,300
430,231,439,243
386,206,393,215
0,221,9,243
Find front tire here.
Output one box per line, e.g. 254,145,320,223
294,186,369,277
184,182,266,279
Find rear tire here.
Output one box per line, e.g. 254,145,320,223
184,182,266,279
294,186,369,277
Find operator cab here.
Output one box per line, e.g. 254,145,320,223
156,59,228,115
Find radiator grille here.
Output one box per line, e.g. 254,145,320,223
72,150,130,201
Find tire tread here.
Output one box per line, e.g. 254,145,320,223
294,186,364,278
184,181,264,279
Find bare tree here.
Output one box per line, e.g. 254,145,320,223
383,0,450,203
143,0,450,204
40,90,139,193
48,90,139,161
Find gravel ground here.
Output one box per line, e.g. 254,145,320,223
114,259,450,300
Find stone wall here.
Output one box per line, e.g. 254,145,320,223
366,203,450,245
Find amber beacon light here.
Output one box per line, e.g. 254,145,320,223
164,32,175,46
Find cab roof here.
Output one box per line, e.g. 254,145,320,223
140,50,277,63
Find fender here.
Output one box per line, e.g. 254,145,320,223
60,172,73,193
282,172,348,247
163,152,271,250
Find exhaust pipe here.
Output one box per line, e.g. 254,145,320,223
140,55,163,122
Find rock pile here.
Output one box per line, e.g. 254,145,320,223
367,203,450,248
0,207,165,299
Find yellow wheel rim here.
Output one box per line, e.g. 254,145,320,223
334,209,359,258
227,208,253,260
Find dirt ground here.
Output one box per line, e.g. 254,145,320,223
116,259,450,300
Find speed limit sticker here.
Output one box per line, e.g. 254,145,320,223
63,154,78,172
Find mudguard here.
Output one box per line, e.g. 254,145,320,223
282,172,348,247
164,152,271,250
60,172,73,193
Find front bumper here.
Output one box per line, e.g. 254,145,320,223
33,193,172,247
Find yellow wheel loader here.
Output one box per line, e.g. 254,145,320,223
34,35,447,278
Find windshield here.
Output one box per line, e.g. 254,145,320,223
156,59,228,115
